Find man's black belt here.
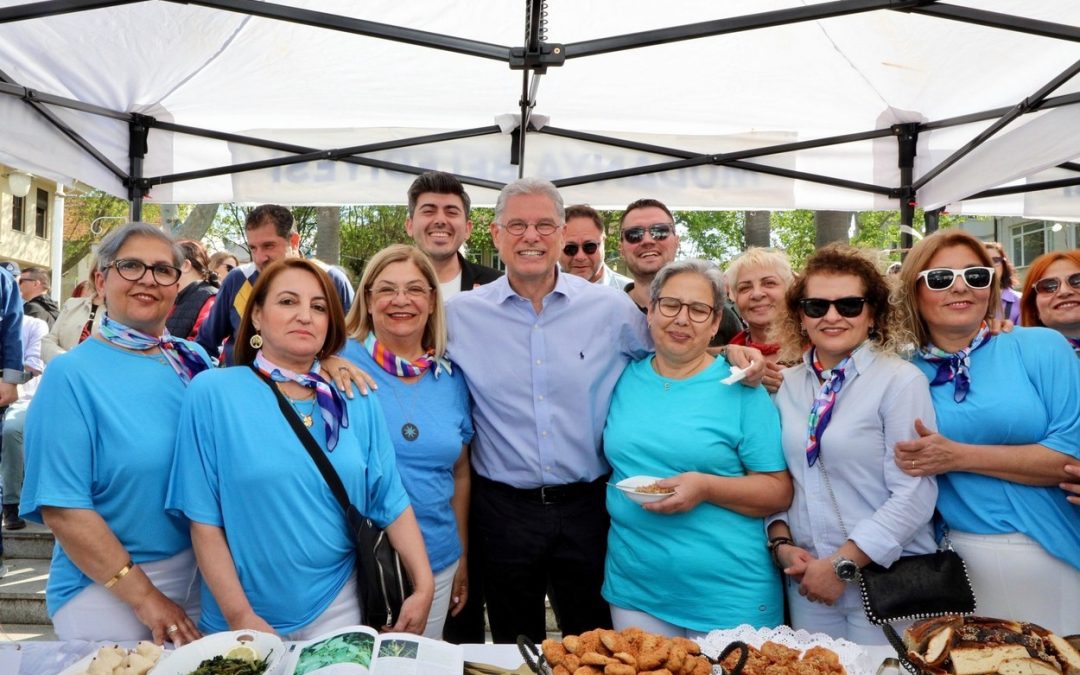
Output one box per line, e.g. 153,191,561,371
475,474,606,505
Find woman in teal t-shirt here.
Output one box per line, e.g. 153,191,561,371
602,259,792,637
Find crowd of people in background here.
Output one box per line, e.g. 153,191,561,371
0,171,1077,650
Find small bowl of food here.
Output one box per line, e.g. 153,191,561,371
614,475,675,505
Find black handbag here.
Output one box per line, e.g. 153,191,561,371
818,456,976,672
252,366,413,629
858,547,976,626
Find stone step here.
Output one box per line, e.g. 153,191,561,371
0,623,56,641
0,557,49,625
4,522,54,560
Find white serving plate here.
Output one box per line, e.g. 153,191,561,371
148,630,285,674
614,475,675,505
60,645,169,675
698,624,872,675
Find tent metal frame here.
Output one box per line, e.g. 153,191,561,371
1,0,1077,232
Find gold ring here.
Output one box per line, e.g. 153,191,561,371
166,624,179,634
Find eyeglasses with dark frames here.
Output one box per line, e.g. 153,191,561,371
500,220,560,236
654,296,715,323
562,241,600,256
107,258,182,285
916,267,994,291
621,224,673,244
1033,271,1080,295
798,296,867,319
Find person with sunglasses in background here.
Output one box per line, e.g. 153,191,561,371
767,244,936,643
559,204,630,289
892,230,1080,634
1019,249,1080,356
618,198,743,344
1018,250,1080,507
983,241,1021,325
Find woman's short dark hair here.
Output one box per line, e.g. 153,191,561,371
234,259,346,366
776,243,897,362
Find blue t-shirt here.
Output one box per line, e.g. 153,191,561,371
341,339,473,573
602,356,787,631
21,338,211,616
165,366,410,634
912,327,1080,569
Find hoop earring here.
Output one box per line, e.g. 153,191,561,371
249,333,263,349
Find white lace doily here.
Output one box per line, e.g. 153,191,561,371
697,624,871,675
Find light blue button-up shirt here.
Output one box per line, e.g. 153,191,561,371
446,271,651,489
771,345,939,566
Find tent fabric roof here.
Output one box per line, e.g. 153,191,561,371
1,0,1078,217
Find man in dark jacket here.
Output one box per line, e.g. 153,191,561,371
405,171,501,300
18,267,59,328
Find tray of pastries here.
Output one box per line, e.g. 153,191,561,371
903,616,1080,675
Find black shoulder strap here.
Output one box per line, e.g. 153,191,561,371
249,365,351,515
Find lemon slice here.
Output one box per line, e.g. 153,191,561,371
226,644,259,663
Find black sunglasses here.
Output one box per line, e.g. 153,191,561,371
621,224,673,244
1034,271,1080,295
562,241,599,256
799,296,867,319
917,267,994,291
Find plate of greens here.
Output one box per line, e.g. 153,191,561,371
148,630,284,675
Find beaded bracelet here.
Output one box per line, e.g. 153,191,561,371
767,536,795,568
104,560,135,589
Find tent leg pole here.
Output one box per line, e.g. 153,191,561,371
895,123,919,255
128,114,151,222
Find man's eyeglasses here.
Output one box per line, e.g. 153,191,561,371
562,242,599,256
1034,271,1080,295
501,221,559,236
621,224,673,244
654,297,714,323
107,259,182,285
917,267,994,291
370,284,432,300
799,296,867,319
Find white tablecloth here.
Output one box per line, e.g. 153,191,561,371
9,639,896,674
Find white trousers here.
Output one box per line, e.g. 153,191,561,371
786,579,902,645
950,530,1080,635
609,604,710,640
424,559,459,640
284,573,361,641
53,549,200,642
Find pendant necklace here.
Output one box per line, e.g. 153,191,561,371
390,374,423,442
286,393,316,427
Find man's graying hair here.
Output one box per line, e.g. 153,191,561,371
495,177,565,225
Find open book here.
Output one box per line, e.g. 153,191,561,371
280,625,463,675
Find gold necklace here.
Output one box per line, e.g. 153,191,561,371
286,394,316,427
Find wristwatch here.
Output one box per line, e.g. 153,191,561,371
832,556,860,582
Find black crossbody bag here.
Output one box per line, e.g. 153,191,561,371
251,366,413,629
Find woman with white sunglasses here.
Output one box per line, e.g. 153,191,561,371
893,230,1080,634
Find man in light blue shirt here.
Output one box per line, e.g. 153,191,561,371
445,178,651,642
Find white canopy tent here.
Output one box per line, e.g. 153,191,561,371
1,0,1079,229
